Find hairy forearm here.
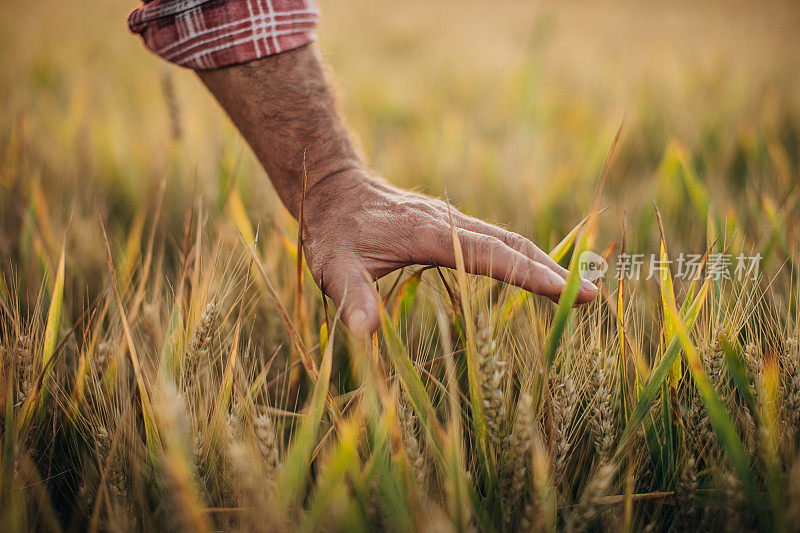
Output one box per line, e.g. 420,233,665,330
195,42,596,338
197,44,363,217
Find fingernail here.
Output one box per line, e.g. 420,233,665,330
348,309,369,340
581,278,599,294
546,270,567,288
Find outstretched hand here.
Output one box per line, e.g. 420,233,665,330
198,44,598,340
303,169,599,339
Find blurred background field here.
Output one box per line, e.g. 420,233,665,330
2,0,799,262
2,0,800,531
2,0,800,357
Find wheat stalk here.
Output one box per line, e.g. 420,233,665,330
722,471,755,532
160,69,182,142
525,423,555,533
565,461,614,533
552,369,577,486
782,336,800,441
141,302,161,348
704,339,728,393
156,388,212,532
398,395,428,494
675,455,699,530
786,455,800,530
226,439,278,529
520,498,546,533
591,349,615,459
253,408,281,484
498,390,534,520
16,334,31,403
185,299,217,383
96,425,127,504
95,341,111,378
477,314,507,455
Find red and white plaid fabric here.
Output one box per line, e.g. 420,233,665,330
128,0,319,70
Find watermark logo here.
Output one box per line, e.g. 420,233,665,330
577,251,762,282
614,252,761,282
578,251,608,282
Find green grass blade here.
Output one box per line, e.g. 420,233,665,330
502,209,604,324
677,245,711,317
378,297,445,460
762,196,796,274
673,141,711,221
393,269,422,325
653,204,680,386
1,379,16,526
41,242,65,386
242,233,343,425
542,227,588,369
614,277,710,462
102,224,160,455
275,311,336,510
660,383,674,478
444,197,491,484
434,303,476,531
303,418,366,533
718,335,758,422
663,290,765,526
159,300,183,379
549,212,593,265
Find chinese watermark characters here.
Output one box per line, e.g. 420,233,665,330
578,251,761,282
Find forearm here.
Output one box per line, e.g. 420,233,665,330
133,2,595,339
197,44,363,217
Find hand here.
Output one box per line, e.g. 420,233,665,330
303,169,600,339
196,45,599,340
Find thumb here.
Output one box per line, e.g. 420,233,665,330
323,265,380,341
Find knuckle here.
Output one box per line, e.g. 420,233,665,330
501,230,524,247
476,232,502,248
405,197,441,220
414,217,446,250
429,198,449,213
504,231,537,255
464,232,499,257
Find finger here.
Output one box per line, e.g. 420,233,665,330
456,214,567,273
322,264,380,341
416,225,568,299
452,213,599,304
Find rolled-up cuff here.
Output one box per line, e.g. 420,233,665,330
128,0,319,70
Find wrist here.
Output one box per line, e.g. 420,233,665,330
303,166,376,215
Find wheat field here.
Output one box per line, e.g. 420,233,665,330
2,0,800,531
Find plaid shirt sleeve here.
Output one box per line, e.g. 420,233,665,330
128,0,319,70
